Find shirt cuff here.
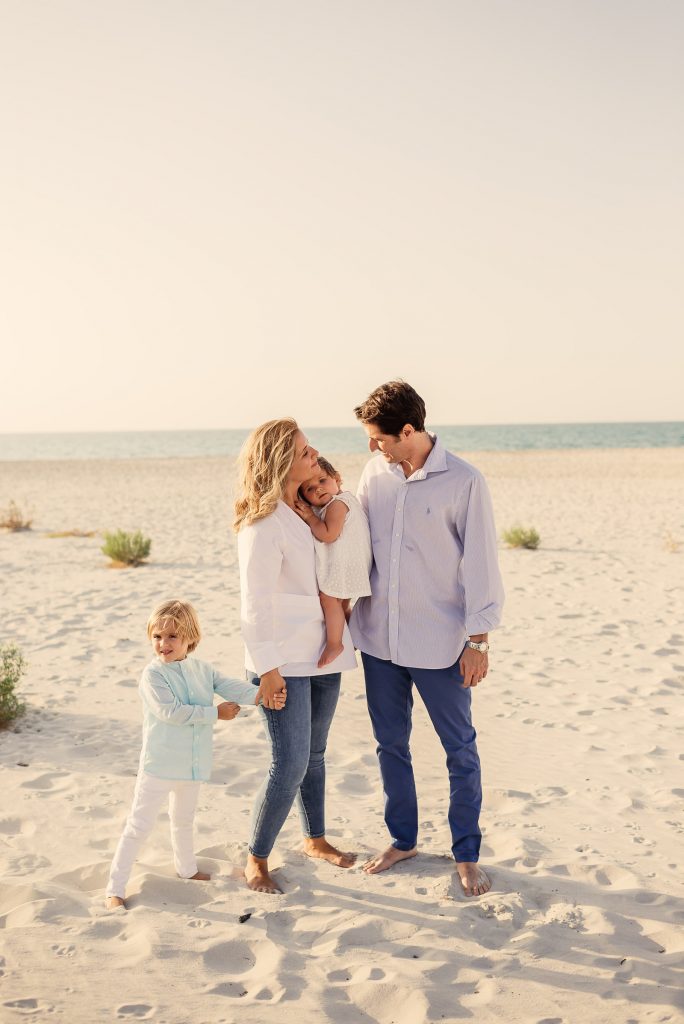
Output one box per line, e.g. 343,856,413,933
247,641,283,677
465,609,502,635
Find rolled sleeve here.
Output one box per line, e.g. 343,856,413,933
212,671,259,705
237,520,284,676
459,473,505,635
141,668,219,725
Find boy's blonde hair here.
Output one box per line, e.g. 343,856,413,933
233,417,300,532
146,600,201,653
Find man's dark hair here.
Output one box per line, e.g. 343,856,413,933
354,380,426,436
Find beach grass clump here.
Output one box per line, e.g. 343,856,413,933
0,642,26,727
502,525,541,550
102,530,151,567
0,500,33,532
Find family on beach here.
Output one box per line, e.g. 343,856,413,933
105,381,505,909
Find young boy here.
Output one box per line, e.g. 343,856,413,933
105,599,285,909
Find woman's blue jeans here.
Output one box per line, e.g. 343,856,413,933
248,672,341,859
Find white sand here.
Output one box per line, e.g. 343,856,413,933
1,448,683,1023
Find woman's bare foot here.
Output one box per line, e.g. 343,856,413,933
184,870,211,881
105,895,126,910
245,855,283,894
302,837,356,867
317,642,344,668
455,862,491,897
362,846,417,874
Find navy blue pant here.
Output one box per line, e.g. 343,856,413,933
361,651,482,862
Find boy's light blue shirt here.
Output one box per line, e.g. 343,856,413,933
139,656,257,782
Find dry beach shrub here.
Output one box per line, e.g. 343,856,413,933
0,500,33,531
0,643,26,727
102,529,151,567
502,525,541,550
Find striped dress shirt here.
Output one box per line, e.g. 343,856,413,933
349,435,504,670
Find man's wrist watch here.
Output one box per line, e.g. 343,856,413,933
466,640,490,653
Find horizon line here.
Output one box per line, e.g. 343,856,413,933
1,419,683,437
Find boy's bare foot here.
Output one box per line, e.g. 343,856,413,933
184,870,211,881
318,642,344,668
245,855,283,895
362,846,417,874
455,862,491,897
105,895,126,910
302,837,356,867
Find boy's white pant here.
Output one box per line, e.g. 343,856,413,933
106,772,201,898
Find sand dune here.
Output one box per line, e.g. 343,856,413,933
1,448,683,1022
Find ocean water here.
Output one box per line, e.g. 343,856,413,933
0,422,682,461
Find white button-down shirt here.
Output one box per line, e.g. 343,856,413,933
238,501,357,677
350,435,504,670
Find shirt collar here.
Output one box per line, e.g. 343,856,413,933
390,432,448,482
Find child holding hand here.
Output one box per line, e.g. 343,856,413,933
295,457,372,667
105,599,285,909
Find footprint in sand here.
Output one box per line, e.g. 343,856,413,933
20,772,71,793
2,998,54,1015
345,980,429,1024
52,863,111,893
205,981,248,998
0,817,23,836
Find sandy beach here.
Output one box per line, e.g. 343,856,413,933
1,447,683,1023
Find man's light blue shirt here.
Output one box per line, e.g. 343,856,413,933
350,435,505,670
139,657,257,782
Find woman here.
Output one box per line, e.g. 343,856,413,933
234,418,357,894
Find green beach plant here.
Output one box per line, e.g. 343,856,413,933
502,525,541,550
0,500,33,531
102,530,152,567
0,642,26,726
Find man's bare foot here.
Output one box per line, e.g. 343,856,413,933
245,855,283,894
455,862,491,897
302,836,356,867
105,895,126,910
183,870,210,881
362,846,417,874
318,642,344,668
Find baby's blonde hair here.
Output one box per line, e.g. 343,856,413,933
147,600,201,653
233,417,300,531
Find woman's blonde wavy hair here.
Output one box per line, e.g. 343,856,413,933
233,418,300,531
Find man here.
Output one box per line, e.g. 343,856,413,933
350,381,504,897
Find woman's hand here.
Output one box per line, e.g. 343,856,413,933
255,669,288,710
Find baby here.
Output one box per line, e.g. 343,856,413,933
105,599,285,909
295,457,372,666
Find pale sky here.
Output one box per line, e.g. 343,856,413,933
1,0,682,432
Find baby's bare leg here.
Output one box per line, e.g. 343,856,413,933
318,593,346,667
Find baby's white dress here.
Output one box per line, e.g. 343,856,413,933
314,491,372,600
